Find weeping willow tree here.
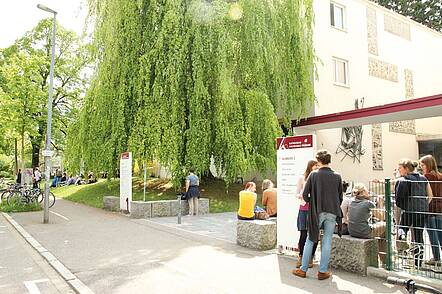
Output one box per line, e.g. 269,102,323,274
66,0,315,186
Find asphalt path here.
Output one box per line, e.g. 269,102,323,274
10,199,406,294
0,215,73,294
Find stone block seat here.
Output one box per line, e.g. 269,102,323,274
130,201,152,218
103,196,119,211
236,220,277,250
329,234,378,275
128,198,209,218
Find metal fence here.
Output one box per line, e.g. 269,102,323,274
368,179,442,280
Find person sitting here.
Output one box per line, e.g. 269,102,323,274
237,182,257,220
262,179,277,217
87,171,97,184
67,175,76,185
340,181,352,235
58,172,68,186
51,177,57,188
75,174,84,185
348,183,386,239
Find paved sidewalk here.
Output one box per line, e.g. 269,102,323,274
0,214,73,294
148,212,238,243
10,199,406,293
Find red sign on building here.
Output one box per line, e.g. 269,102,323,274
276,135,313,150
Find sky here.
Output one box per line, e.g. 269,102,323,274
0,0,87,48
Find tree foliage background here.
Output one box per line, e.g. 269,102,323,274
68,0,315,186
374,0,442,32
0,19,88,169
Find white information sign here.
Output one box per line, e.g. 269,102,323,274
120,152,132,212
277,135,315,253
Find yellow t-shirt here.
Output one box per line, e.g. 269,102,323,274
238,191,256,218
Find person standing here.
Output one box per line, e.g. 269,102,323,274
294,160,319,269
185,168,200,216
420,155,442,266
293,150,343,280
33,167,42,189
16,169,22,184
262,179,277,217
395,158,432,267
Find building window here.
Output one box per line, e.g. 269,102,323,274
330,2,346,30
333,57,349,86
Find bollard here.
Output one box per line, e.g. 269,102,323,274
177,193,182,224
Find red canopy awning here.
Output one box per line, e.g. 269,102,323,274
292,94,442,131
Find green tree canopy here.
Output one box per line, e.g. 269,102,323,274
68,0,315,186
374,0,442,32
0,19,88,168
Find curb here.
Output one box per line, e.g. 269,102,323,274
367,266,442,291
2,212,94,294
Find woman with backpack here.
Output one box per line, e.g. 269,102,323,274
395,158,433,267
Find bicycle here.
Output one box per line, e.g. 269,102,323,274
36,188,56,208
387,277,442,294
6,185,56,208
1,183,22,203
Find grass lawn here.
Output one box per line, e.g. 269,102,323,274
52,177,264,213
0,201,42,213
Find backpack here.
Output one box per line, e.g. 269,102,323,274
254,206,269,220
255,211,270,220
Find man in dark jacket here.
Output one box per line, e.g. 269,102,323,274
293,150,343,280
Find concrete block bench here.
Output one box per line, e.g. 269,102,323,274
236,220,277,250
129,198,209,218
130,201,152,218
329,235,378,275
103,196,119,211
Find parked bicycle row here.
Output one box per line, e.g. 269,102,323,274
0,182,55,208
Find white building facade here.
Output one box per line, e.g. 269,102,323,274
302,0,442,184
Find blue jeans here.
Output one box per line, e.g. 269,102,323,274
301,212,336,273
427,215,442,261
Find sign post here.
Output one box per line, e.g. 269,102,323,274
120,152,132,212
276,135,315,253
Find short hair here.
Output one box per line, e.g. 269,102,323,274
189,168,195,173
316,150,331,165
262,179,274,191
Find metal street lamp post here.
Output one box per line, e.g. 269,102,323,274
37,4,57,224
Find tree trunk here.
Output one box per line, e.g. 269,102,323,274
30,123,45,169
14,138,18,175
21,128,25,186
31,141,41,169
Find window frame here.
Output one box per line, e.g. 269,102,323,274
330,1,347,32
333,57,350,87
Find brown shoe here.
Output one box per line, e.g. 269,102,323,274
309,260,313,268
292,268,306,278
317,271,332,280
296,255,302,268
